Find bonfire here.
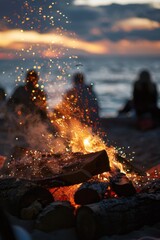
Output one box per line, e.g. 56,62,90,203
0,99,160,240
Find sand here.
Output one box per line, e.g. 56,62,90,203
101,117,160,172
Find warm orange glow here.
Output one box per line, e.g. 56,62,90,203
146,164,160,179
50,184,81,206
0,29,107,55
0,156,6,168
51,100,125,173
112,17,160,32
99,39,160,55
0,28,160,58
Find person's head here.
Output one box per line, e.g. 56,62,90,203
72,72,85,86
0,87,6,101
139,70,151,83
25,69,39,87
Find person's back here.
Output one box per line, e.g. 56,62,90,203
133,70,158,116
65,72,100,127
133,70,160,130
8,69,47,117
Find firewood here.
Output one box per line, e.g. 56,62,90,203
76,192,160,240
25,149,110,187
109,171,136,197
2,150,110,187
74,181,109,205
0,178,54,218
116,154,145,176
35,201,75,232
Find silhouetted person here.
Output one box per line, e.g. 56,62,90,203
65,72,100,129
54,72,100,132
7,69,58,146
7,69,47,119
133,70,160,129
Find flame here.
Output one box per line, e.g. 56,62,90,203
50,99,126,174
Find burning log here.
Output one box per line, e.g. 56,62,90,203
74,181,109,205
116,154,145,176
76,192,160,240
109,171,136,197
0,178,54,219
1,150,110,187
35,201,75,232
38,149,110,187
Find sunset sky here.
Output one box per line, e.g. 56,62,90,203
0,0,160,59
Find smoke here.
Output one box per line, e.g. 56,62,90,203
7,106,66,154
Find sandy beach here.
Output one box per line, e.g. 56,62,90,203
101,117,160,172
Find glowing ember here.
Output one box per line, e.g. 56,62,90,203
50,184,81,207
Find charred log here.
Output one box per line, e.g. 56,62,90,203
35,201,75,232
109,171,136,197
76,192,160,240
36,149,110,187
1,150,110,187
116,154,145,176
74,181,109,205
0,178,54,218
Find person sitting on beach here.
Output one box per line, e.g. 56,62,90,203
67,72,99,128
7,69,47,119
54,72,100,132
133,69,160,130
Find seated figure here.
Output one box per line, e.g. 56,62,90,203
7,69,47,119
133,70,160,130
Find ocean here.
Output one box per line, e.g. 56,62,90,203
0,55,160,117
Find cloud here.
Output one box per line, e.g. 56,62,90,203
0,28,160,58
0,29,107,58
100,39,160,55
64,4,160,42
111,17,160,32
0,1,160,57
74,0,160,6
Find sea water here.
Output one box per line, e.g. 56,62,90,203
0,55,160,117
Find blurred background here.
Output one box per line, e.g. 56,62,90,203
0,0,160,117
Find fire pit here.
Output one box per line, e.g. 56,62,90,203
0,145,160,240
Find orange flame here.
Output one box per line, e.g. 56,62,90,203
50,99,127,175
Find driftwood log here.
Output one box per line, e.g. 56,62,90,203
0,178,54,218
74,181,109,205
35,201,75,232
76,192,160,240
